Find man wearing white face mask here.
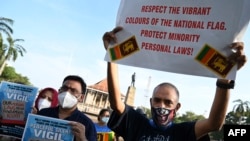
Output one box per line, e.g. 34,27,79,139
37,75,97,141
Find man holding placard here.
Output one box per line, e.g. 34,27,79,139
103,26,247,141
37,75,97,141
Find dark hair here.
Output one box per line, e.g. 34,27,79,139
98,108,110,121
63,75,87,94
153,82,179,98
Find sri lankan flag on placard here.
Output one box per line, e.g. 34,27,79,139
195,44,235,78
97,132,115,141
108,36,140,61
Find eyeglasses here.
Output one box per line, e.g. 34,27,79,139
59,85,81,95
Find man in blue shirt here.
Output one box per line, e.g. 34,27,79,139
38,75,97,141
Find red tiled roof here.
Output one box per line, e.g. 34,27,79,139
88,78,125,97
88,78,108,92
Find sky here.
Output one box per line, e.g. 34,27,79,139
1,0,249,117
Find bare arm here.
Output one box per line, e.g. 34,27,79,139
103,27,125,115
195,42,247,139
107,62,126,114
195,80,230,139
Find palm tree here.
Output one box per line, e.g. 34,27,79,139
0,36,26,76
0,33,6,57
0,17,14,38
232,99,250,124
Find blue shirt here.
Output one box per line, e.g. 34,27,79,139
95,123,112,132
95,123,115,141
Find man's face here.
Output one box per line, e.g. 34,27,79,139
150,85,180,127
151,85,179,109
59,80,83,102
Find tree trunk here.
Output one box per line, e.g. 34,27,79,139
0,60,7,76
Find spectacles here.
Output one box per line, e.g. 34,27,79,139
59,85,81,95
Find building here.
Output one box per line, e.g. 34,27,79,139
77,78,126,116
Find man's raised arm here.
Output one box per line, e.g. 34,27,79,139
103,27,125,115
195,42,247,139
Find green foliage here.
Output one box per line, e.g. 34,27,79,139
0,65,31,85
210,99,250,140
0,33,7,64
5,37,26,61
209,130,223,141
232,99,250,118
0,17,26,76
174,111,205,123
245,115,250,124
0,17,14,38
225,111,240,124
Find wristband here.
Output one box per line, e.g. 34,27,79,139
216,80,235,89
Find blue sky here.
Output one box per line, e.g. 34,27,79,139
1,0,249,117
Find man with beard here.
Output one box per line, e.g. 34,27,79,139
102,27,247,141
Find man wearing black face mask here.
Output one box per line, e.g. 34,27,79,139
103,27,247,141
37,75,97,141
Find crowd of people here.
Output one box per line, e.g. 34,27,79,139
0,25,247,141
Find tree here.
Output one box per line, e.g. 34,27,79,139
209,112,240,140
0,17,13,38
174,111,205,123
245,113,250,124
209,100,250,140
0,65,31,85
0,36,26,76
225,111,240,124
0,33,7,58
209,129,223,141
232,99,250,124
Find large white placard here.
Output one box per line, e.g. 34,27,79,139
105,0,250,80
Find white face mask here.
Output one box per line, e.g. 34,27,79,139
101,117,110,124
38,98,51,111
58,91,78,109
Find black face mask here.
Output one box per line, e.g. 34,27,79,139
151,107,175,129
